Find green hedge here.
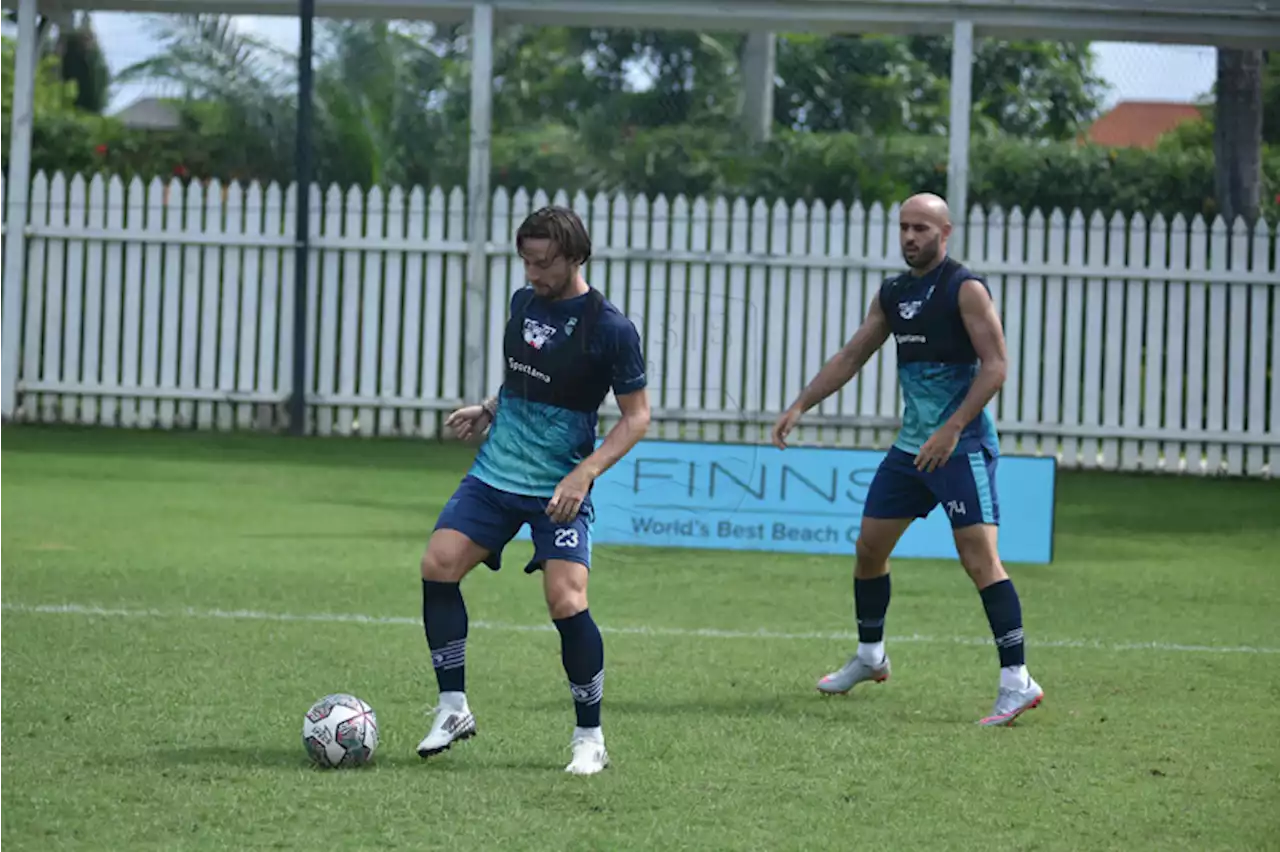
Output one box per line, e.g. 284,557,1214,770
8,113,1277,226
489,123,1279,224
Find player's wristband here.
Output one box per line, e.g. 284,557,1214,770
481,397,498,421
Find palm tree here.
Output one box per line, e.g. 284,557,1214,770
114,14,470,189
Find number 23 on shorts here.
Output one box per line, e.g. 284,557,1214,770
533,514,592,566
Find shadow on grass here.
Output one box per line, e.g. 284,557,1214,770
152,745,563,775
154,744,422,772
2,423,480,475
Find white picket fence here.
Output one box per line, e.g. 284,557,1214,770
4,171,1278,476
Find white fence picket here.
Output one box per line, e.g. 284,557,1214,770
742,198,769,444
704,196,732,445
1060,211,1086,468
419,187,446,440
196,179,223,430
859,202,886,448
399,186,427,437
1246,220,1271,476
874,203,898,448
1185,217,1209,471
1038,211,1066,462
663,195,689,441
1225,219,1251,476
1161,216,1189,471
1139,215,1167,471
789,200,813,444
7,172,1277,479
441,187,466,426
360,186,386,436
819,201,845,448
648,195,671,439
275,184,306,431
38,173,68,424
82,175,108,425
486,187,511,404
1205,217,1229,474
236,182,264,431
1019,209,1046,457
1102,211,1127,470
23,173,50,422
1000,208,1025,457
840,202,866,448
336,185,364,436
99,176,127,428
216,182,243,432
59,176,86,424
314,185,341,435
1081,211,1106,469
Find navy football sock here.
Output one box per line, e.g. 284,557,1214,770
855,573,891,643
553,609,605,729
979,578,1026,668
422,579,468,694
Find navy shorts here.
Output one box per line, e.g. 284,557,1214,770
863,446,1000,528
433,474,594,574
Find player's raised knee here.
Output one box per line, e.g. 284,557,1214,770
855,518,907,577
421,530,483,582
953,525,1006,588
543,560,589,620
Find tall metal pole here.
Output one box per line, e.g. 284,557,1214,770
290,0,315,435
465,4,494,405
2,0,39,420
947,19,975,259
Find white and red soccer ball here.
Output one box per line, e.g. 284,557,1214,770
302,693,379,768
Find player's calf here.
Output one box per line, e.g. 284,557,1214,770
418,529,490,759
954,525,1044,725
544,561,609,774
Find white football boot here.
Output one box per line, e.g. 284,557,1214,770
416,692,476,758
564,728,609,775
816,653,891,695
978,674,1044,727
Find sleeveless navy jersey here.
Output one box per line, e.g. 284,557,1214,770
878,256,1000,457
468,286,647,497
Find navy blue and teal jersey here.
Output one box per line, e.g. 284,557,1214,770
467,286,647,498
878,257,999,458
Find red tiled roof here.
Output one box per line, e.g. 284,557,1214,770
1085,101,1205,148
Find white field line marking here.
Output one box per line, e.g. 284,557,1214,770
3,601,1278,656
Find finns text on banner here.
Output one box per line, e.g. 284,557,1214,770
521,439,1057,564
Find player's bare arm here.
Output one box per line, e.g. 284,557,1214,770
771,297,891,449
914,279,1008,472
444,394,500,442
546,387,651,524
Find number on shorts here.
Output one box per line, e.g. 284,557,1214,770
554,527,579,549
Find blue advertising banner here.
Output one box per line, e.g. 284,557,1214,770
519,439,1057,564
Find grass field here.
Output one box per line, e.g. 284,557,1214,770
3,425,1279,851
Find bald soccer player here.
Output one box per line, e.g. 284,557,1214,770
771,193,1044,727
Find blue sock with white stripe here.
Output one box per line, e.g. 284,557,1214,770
422,579,468,695
979,579,1028,687
554,609,604,730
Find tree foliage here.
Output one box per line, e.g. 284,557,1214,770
7,19,1272,224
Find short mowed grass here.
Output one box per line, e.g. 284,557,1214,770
2,425,1278,851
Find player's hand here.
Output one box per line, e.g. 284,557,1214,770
444,405,491,442
547,467,594,524
771,406,804,449
915,424,961,473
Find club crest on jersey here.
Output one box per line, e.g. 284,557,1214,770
899,299,924,320
522,318,558,350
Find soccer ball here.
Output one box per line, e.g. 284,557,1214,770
302,693,379,768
